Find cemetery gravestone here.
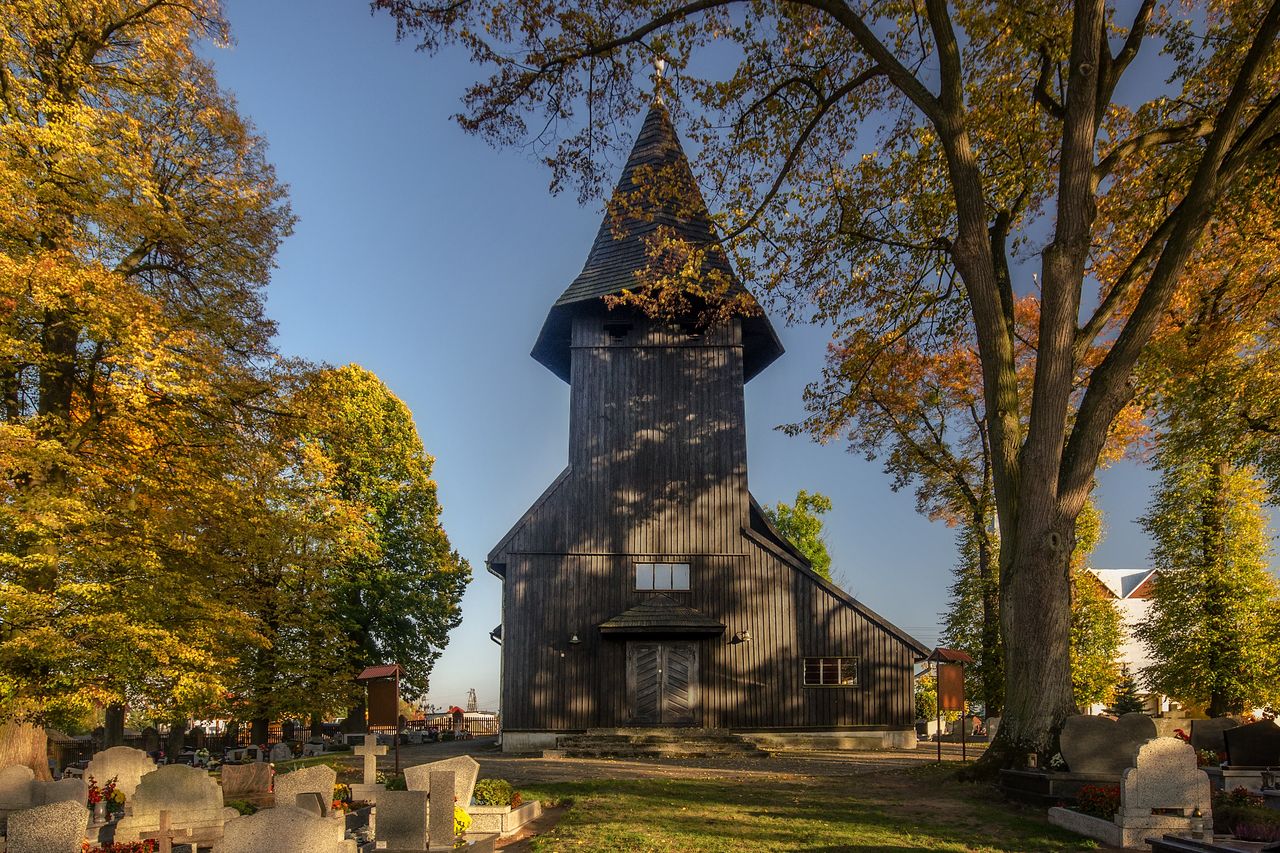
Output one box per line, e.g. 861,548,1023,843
1060,713,1157,776
270,743,293,763
273,764,336,817
140,809,193,853
293,792,327,817
114,763,226,846
375,790,430,850
0,764,35,814
220,762,272,808
38,778,88,806
354,734,386,785
85,746,157,799
403,755,480,808
4,799,88,853
429,771,455,851
1189,717,1241,755
141,727,161,755
1114,737,1212,848
1224,719,1280,768
214,805,351,853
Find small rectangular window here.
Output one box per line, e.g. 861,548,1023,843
803,657,859,687
671,563,690,590
634,562,691,591
635,564,654,590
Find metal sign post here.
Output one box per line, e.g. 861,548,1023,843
928,647,974,764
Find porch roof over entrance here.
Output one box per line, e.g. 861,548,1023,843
598,594,725,638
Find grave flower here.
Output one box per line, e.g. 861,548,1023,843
454,806,471,836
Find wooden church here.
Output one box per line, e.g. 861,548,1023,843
488,103,927,752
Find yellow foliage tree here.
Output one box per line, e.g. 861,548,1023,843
0,1,293,775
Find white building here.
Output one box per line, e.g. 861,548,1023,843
1085,568,1169,714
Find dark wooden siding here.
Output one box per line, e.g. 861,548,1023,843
496,308,748,558
499,543,917,731
493,306,917,733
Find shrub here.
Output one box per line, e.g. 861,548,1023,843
224,799,258,816
1215,804,1280,839
384,774,407,791
473,779,518,807
1073,784,1120,820
1215,786,1265,810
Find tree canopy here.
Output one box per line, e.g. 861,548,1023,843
763,490,835,581
376,0,1280,763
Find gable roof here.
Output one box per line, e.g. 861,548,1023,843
744,492,930,660
598,593,726,637
531,103,783,383
1089,568,1160,599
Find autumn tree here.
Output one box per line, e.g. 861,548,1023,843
1137,458,1280,715
1068,503,1123,709
377,0,1280,763
763,490,835,581
290,365,471,731
0,1,292,774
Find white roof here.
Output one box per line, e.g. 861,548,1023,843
1089,568,1158,599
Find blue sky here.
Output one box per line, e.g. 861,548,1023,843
209,0,1195,712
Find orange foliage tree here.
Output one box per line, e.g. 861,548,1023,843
377,0,1280,765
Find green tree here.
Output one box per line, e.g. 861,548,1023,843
941,520,1003,717
0,1,292,775
763,490,834,581
292,365,471,728
1069,503,1123,710
376,0,1280,764
1107,668,1146,716
1137,458,1280,716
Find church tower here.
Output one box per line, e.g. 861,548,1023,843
489,104,924,752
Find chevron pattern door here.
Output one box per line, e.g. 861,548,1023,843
626,642,699,726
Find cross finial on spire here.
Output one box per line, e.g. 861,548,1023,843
653,57,667,104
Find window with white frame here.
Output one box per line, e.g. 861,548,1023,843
803,657,859,687
634,562,690,591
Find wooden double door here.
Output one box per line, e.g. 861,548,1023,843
626,641,699,726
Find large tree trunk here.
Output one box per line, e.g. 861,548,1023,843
103,704,126,748
166,717,188,757
343,700,367,734
986,509,1079,768
0,720,52,781
250,718,269,747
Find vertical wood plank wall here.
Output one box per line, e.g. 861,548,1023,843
494,308,917,732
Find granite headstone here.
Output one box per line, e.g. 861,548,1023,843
375,790,430,851
214,805,351,853
113,763,226,846
273,764,336,817
403,755,479,807
428,771,455,850
1190,717,1241,755
1224,719,1280,768
1060,713,1156,776
85,746,157,799
220,762,272,807
5,799,88,853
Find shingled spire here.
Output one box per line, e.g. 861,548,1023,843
531,103,783,383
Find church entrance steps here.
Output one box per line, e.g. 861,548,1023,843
542,729,768,759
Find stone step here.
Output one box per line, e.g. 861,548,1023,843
545,729,769,759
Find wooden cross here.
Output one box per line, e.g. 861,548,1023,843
353,733,387,785
140,810,192,853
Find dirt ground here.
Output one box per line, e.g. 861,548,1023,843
362,737,1118,852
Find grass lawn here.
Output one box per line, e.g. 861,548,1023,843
516,763,1096,852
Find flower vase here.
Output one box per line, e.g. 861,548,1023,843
93,801,107,823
